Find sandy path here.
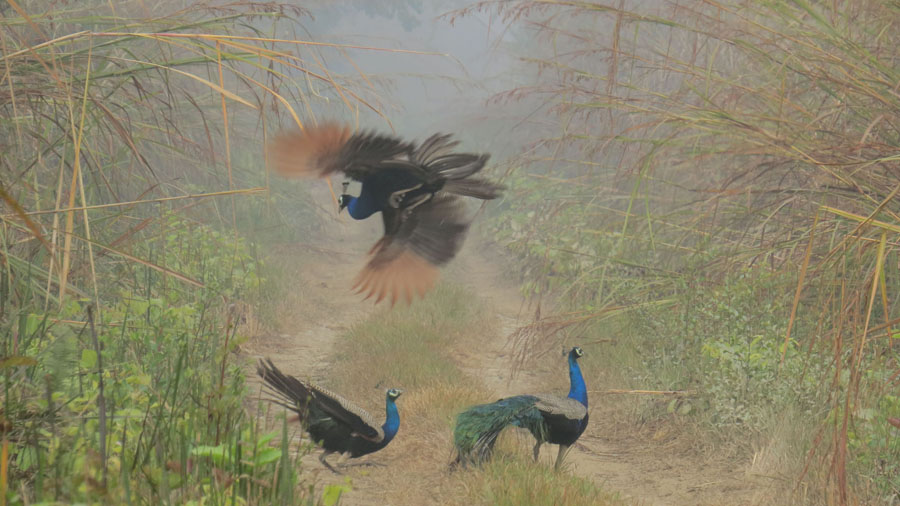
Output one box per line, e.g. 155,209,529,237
245,213,777,505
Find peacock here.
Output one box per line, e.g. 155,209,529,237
453,346,588,470
269,124,503,305
257,358,402,473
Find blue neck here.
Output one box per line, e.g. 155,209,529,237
381,396,400,445
567,354,588,407
346,196,378,220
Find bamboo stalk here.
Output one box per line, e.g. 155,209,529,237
1,188,267,218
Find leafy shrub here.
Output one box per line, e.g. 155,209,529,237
3,216,303,505
849,372,900,501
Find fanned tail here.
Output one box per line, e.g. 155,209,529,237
442,177,505,200
452,395,545,467
256,359,312,415
429,153,490,181
412,133,494,181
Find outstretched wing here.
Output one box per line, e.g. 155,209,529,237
257,359,383,441
269,124,413,181
352,194,470,305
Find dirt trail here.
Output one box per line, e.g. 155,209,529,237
450,242,778,506
246,212,777,505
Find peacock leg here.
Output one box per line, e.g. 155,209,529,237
554,444,570,471
319,451,341,474
532,441,542,461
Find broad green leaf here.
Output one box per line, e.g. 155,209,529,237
80,349,98,370
253,448,281,467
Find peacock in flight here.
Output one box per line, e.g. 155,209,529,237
257,358,402,473
269,124,503,305
453,346,588,470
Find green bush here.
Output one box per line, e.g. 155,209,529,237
4,216,304,505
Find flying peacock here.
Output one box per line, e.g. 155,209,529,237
257,358,402,473
269,124,503,305
453,346,588,470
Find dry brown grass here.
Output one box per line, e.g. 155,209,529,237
311,282,623,505
453,1,900,502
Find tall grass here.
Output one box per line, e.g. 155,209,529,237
461,0,900,503
0,1,410,502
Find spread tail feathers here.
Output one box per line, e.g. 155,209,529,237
442,177,505,200
257,358,313,415
412,134,492,181
453,395,545,467
429,153,490,180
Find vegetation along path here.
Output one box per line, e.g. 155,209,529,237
245,212,776,505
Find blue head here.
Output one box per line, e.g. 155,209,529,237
381,388,403,444
338,192,352,213
338,192,377,220
567,346,587,407
337,181,361,218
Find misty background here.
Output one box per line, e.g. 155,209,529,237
3,0,898,504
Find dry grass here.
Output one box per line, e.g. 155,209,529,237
454,0,900,503
314,281,622,505
0,1,428,502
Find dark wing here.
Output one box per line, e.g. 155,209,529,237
269,124,413,181
338,131,416,180
257,359,383,441
352,194,470,305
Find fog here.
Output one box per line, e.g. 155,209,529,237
4,1,895,503
290,1,550,159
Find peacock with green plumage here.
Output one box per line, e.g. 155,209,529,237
453,346,589,470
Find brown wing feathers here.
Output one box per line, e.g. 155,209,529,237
269,124,413,180
269,124,351,178
352,195,469,306
352,249,439,306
